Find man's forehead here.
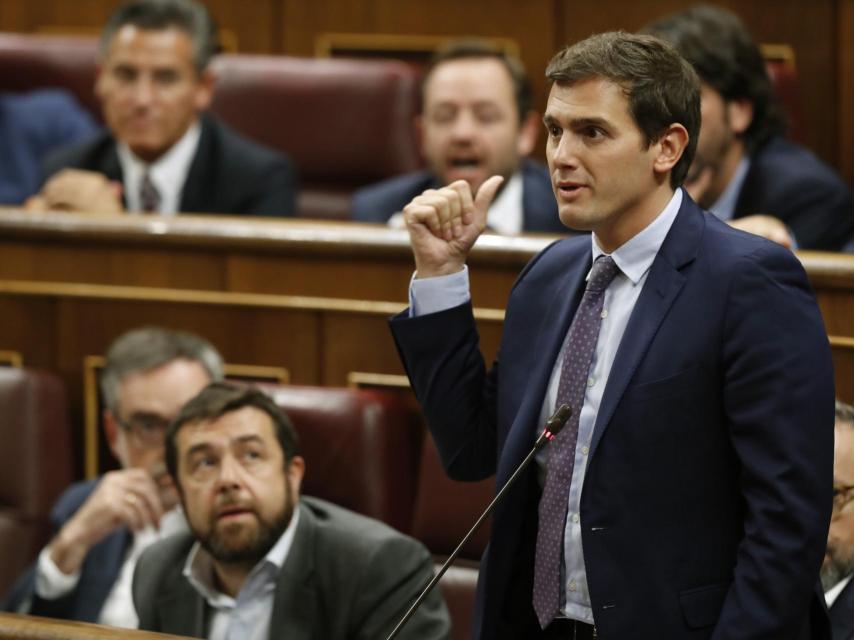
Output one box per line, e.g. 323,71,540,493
118,358,210,413
105,24,195,64
424,58,515,101
179,406,278,449
545,77,630,119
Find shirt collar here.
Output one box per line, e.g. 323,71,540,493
826,573,854,608
591,188,683,285
117,120,201,212
708,156,751,222
183,504,300,608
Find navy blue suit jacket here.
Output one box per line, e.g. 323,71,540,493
2,479,130,622
351,159,564,234
735,137,854,251
0,90,98,205
830,579,854,639
43,115,297,217
391,193,834,639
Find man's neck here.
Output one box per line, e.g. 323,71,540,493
706,139,747,208
212,560,253,598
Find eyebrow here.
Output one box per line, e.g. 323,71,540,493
543,113,611,128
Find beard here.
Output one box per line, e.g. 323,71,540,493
196,492,295,566
822,544,854,592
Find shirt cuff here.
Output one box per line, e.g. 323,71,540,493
409,266,471,317
35,546,81,600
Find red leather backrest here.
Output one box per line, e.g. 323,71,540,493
256,383,424,533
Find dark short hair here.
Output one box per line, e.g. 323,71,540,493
545,31,700,188
165,382,300,483
423,39,533,123
100,0,219,74
838,400,854,426
100,327,223,415
642,4,786,153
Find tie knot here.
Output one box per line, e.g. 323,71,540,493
586,255,620,292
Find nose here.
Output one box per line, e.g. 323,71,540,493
549,132,580,170
215,454,242,490
129,76,155,107
449,109,478,141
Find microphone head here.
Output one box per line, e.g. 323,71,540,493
546,404,572,436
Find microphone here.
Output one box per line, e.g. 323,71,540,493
385,403,572,640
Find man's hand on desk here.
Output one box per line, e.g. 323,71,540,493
26,169,124,214
403,175,503,279
728,214,794,249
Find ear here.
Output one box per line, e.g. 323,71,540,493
727,98,753,136
193,68,215,112
286,455,306,496
516,110,540,157
652,123,690,178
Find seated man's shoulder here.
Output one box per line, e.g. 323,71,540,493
751,137,849,195
134,532,195,588
302,496,427,559
351,170,435,222
204,116,292,174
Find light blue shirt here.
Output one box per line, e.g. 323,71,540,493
410,188,683,623
184,508,300,640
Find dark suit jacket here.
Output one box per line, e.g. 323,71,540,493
831,578,854,639
351,159,564,233
735,136,854,251
43,115,297,217
2,479,131,622
133,496,450,640
391,194,834,639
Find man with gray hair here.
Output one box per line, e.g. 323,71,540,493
825,401,854,638
3,326,223,627
27,0,296,216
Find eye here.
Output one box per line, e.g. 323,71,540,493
583,126,606,140
546,124,561,138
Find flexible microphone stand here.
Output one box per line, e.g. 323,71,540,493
385,403,572,640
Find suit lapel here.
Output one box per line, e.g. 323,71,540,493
180,117,214,213
588,198,704,460
268,503,318,640
102,143,127,209
156,583,206,638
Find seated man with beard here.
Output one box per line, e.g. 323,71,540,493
824,401,854,638
132,382,450,640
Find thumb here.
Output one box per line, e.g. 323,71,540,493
473,175,504,215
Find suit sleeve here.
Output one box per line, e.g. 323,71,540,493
390,302,500,482
713,243,834,639
350,535,450,640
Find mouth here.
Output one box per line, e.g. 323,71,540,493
555,181,588,199
215,505,255,521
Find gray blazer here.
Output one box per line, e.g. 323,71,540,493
132,496,450,640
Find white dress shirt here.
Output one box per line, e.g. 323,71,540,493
410,188,683,623
35,507,188,628
184,509,299,640
708,156,750,222
826,574,853,608
117,121,201,216
388,170,526,234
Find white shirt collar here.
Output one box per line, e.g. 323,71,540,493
117,120,202,216
183,505,300,608
591,188,683,284
826,573,854,608
485,170,524,235
708,156,751,222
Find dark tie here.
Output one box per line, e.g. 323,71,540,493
532,254,621,629
140,172,161,213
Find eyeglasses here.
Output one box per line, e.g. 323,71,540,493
832,485,854,513
115,414,171,447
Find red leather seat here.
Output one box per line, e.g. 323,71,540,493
256,383,424,533
0,368,73,597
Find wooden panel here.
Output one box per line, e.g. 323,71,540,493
832,339,854,405
0,612,192,640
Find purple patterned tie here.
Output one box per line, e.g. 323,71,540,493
532,255,620,629
140,172,161,213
